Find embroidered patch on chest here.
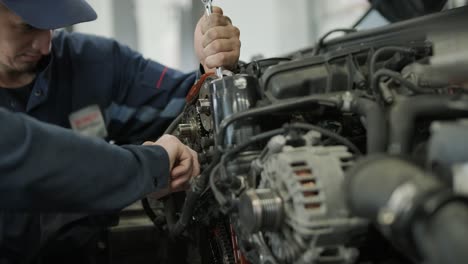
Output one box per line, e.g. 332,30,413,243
69,105,108,138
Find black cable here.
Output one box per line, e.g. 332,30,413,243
220,128,287,171
220,123,361,177
163,109,185,134
141,197,157,224
373,68,433,95
163,195,177,231
369,46,415,86
209,163,229,207
313,28,357,56
221,123,361,168
352,0,383,28
212,128,287,207
287,123,362,155
352,7,373,29
368,46,440,97
251,57,292,77
216,94,342,147
313,0,384,56
170,156,220,236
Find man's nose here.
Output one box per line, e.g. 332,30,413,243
31,30,53,55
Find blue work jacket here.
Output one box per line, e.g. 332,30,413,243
0,30,197,262
0,30,196,142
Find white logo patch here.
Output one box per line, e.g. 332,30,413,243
69,105,108,138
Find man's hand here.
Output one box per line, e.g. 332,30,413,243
194,6,241,73
144,135,200,193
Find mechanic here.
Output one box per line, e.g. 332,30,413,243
0,0,240,262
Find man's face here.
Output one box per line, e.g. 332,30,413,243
0,5,53,76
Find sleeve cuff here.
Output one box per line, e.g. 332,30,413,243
148,145,170,190
121,144,171,192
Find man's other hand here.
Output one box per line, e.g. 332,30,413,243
194,6,241,72
144,135,200,193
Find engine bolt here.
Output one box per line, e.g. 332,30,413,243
178,123,195,138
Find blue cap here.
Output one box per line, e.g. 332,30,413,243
0,0,97,29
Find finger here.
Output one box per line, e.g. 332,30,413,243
170,146,194,178
171,159,192,179
171,175,190,190
190,149,200,176
201,14,232,34
170,173,191,190
192,163,200,177
142,141,154,146
202,26,240,48
171,181,191,193
211,6,223,15
154,134,181,168
188,147,197,158
190,148,199,162
204,37,240,56
204,50,240,70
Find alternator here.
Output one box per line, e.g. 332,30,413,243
239,140,366,264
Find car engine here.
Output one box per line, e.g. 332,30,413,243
144,4,468,264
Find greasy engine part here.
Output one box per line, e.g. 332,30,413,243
176,74,261,155
345,155,468,264
209,74,261,146
142,5,468,264
176,78,215,155
235,134,366,264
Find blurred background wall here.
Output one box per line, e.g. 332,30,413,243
72,0,468,72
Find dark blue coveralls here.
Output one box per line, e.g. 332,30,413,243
0,30,197,263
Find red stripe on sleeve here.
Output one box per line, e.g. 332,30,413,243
156,67,168,89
